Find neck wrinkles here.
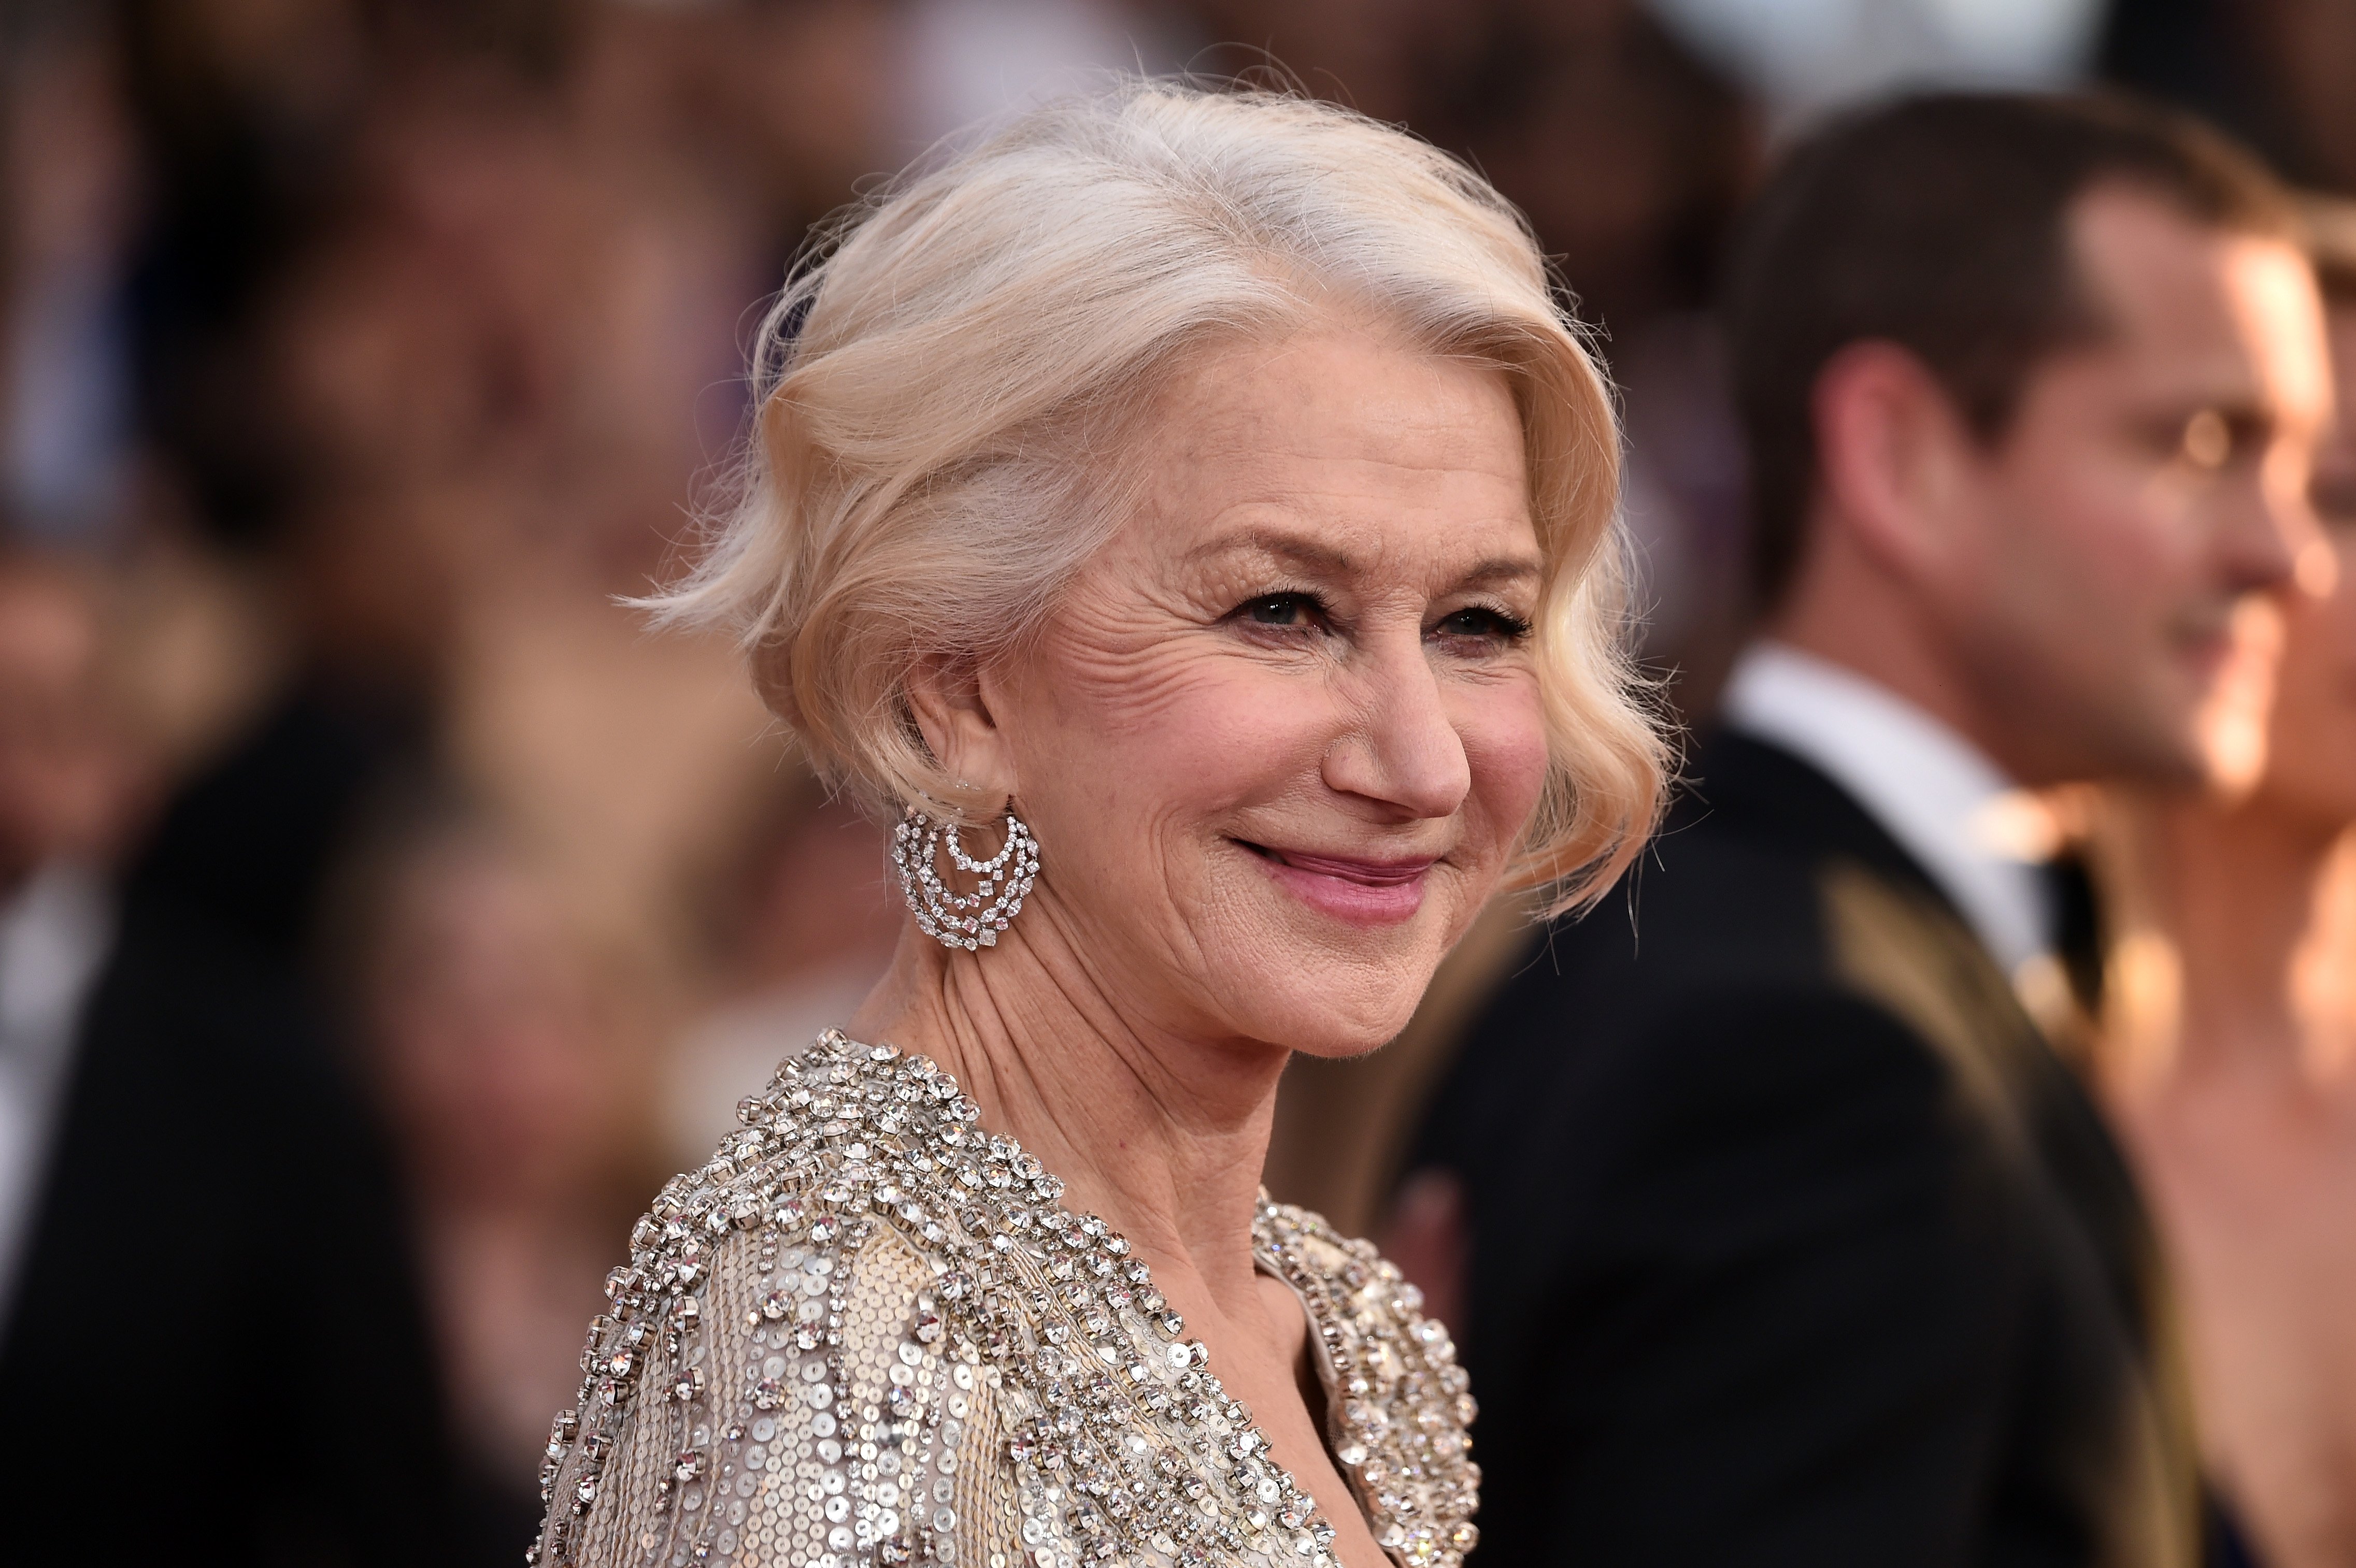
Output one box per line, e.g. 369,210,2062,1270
848,896,1289,1308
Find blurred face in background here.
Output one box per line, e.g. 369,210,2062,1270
2252,296,2356,830
0,564,144,886
366,831,641,1211
1940,186,2331,786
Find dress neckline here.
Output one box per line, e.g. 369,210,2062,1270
815,1031,1355,1556
548,1028,1479,1568
798,1030,1475,1567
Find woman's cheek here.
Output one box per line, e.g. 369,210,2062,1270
1155,661,1336,783
1462,684,1551,842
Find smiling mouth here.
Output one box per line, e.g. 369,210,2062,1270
1235,840,1439,926
1237,842,1439,883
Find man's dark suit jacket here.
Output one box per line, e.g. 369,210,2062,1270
0,889,461,1564
1411,730,2200,1567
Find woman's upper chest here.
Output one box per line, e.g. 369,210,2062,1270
550,1032,1481,1568
765,1032,1480,1566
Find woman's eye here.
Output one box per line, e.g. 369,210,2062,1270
1433,607,1531,641
1236,593,1323,628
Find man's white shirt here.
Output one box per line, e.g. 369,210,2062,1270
1720,641,2057,979
0,863,111,1331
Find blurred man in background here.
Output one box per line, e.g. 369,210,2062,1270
1411,94,2331,1566
0,548,461,1564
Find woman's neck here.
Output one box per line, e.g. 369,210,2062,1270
2152,800,2353,1080
847,897,1287,1310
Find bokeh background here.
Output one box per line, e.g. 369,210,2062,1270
3,1,2352,1560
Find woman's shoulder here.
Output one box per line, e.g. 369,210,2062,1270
532,1033,999,1568
1252,1195,1468,1392
1253,1199,1482,1564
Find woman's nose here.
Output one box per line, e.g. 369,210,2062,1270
1320,637,1473,821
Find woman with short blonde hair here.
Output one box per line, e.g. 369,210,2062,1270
535,80,1665,1568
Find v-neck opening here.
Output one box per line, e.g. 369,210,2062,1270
1252,1248,1382,1542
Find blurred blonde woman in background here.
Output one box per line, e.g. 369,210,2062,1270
2088,203,2356,1568
532,81,1665,1568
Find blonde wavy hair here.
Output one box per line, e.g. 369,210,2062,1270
659,80,1668,913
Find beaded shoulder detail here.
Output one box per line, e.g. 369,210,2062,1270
533,1030,1479,1568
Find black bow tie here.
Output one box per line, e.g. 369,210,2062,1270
2040,851,2105,1020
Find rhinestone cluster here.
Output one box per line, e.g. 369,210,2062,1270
531,1030,1479,1568
894,810,1039,951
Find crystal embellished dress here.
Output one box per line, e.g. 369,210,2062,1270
532,1030,1480,1568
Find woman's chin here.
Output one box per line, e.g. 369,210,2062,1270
1282,1024,1415,1061
1196,890,1470,1050
1227,969,1431,1059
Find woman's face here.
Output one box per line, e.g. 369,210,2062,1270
2258,302,2356,829
963,326,1551,1057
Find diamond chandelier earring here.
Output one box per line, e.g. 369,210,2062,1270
892,803,1040,951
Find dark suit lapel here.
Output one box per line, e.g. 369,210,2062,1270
1682,729,1968,922
1694,729,2200,1566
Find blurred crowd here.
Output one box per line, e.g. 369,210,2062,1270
4,1,2356,1565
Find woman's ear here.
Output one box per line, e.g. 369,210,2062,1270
906,654,1019,800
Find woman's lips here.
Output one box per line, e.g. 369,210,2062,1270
1240,842,1436,926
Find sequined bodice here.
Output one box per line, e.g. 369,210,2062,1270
532,1030,1480,1568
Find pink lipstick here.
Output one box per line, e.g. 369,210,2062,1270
1241,842,1436,926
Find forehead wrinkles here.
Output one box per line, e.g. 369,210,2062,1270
1162,386,1525,486
1134,320,1525,461
1082,327,1537,597
1141,417,1534,562
1178,523,1542,605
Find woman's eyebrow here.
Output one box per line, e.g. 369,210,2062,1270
1182,531,1544,590
1182,527,1358,576
1457,556,1544,589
